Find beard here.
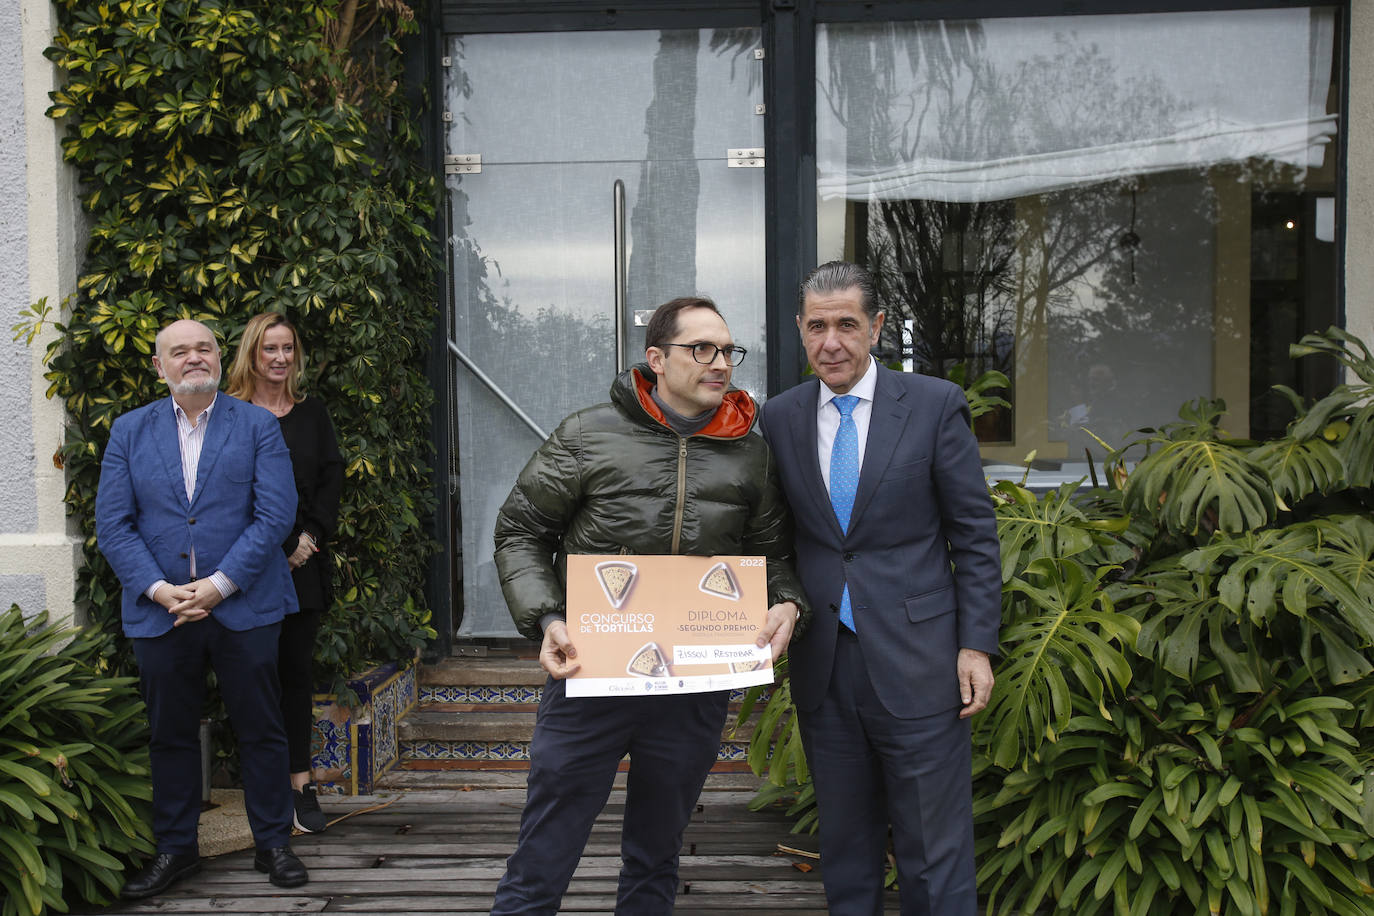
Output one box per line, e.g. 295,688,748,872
168,373,221,396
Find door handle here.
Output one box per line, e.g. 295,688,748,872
614,179,628,374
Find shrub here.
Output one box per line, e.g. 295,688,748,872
742,331,1374,914
0,606,153,916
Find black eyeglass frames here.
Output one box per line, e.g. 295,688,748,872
660,342,748,367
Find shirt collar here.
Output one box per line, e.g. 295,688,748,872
172,392,219,427
817,356,877,409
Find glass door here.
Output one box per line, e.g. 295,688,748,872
444,28,767,638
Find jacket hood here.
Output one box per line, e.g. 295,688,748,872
611,363,757,439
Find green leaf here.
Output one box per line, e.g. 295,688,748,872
1250,436,1346,505
980,559,1138,768
1124,432,1277,536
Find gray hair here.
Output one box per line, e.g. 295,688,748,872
798,261,881,321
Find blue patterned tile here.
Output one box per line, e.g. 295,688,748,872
419,684,542,705
402,739,533,761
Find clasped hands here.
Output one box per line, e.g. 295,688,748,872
539,601,801,680
153,579,224,627
287,532,317,570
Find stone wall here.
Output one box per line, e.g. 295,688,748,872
0,0,84,625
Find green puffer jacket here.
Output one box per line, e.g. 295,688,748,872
495,363,810,641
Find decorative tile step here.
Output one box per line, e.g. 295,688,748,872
418,658,774,705
420,682,772,707
398,707,761,747
373,764,765,791
397,758,759,773
421,684,542,705
400,737,754,764
422,702,540,714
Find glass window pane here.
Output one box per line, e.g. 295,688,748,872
447,29,766,637
816,9,1340,481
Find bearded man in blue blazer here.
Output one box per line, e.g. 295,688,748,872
760,262,1001,916
96,319,308,899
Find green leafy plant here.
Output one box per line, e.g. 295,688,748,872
740,328,1374,914
34,0,439,697
0,606,154,916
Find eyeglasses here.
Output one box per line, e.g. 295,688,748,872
661,342,748,367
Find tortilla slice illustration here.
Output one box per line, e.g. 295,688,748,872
626,642,670,678
730,657,767,674
698,561,741,601
595,560,638,609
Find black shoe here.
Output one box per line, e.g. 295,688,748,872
292,782,328,834
120,852,201,900
254,845,308,888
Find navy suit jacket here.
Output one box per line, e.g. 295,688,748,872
761,366,1001,718
96,394,299,638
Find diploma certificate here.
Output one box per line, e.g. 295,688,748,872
563,555,774,698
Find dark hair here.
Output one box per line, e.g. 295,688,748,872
644,296,722,350
798,260,881,321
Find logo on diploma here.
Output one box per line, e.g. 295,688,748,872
594,560,638,609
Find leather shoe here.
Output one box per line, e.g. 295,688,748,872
253,845,308,888
120,851,201,900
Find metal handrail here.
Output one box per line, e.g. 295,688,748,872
447,339,548,441
613,178,628,374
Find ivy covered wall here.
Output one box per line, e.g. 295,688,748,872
34,0,440,691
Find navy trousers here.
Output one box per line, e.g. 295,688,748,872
490,679,729,915
133,617,292,855
799,629,976,916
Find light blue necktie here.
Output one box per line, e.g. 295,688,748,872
829,395,860,631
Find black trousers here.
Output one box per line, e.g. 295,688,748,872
798,629,976,916
133,618,291,854
490,679,728,916
277,608,321,774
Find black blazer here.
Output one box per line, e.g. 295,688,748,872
761,366,1001,718
277,396,344,613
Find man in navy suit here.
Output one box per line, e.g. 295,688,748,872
96,319,309,898
760,262,1001,915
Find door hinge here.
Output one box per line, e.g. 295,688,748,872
728,148,764,168
441,55,453,67
753,48,765,60
445,154,482,175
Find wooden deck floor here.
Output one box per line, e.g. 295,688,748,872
86,786,901,914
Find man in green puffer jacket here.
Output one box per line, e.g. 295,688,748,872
490,296,810,916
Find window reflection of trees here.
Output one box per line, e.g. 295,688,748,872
826,23,1273,453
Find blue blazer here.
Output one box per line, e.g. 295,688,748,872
95,394,299,638
761,366,1001,718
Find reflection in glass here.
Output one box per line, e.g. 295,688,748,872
447,29,766,636
817,9,1339,478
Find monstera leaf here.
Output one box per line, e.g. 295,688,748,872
1285,389,1374,490
1178,522,1374,684
1287,328,1374,489
1123,439,1276,536
1311,515,1374,601
992,480,1131,586
1289,326,1374,386
949,365,1011,421
1249,436,1345,507
981,559,1139,769
1123,565,1263,692
1335,400,1374,489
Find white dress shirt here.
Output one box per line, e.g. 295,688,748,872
145,395,237,601
816,356,878,493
